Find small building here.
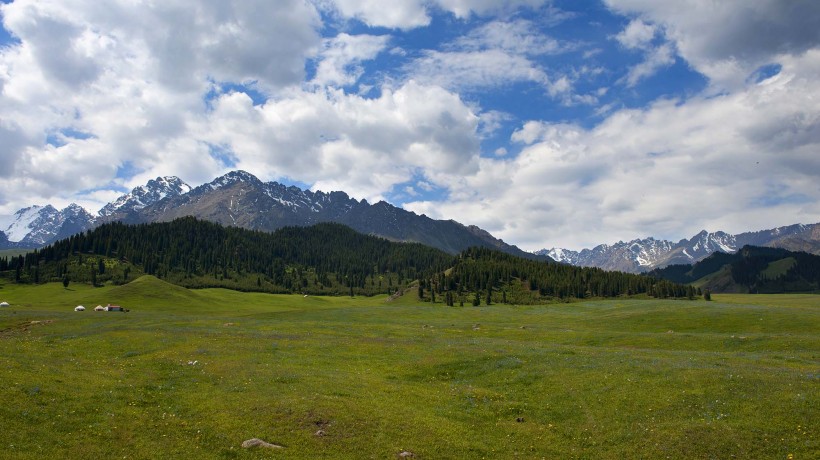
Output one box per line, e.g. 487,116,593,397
0,301,9,307
75,305,86,311
106,304,124,312
94,305,105,312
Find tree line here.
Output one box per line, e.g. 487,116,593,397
418,246,696,305
0,218,696,302
0,217,452,296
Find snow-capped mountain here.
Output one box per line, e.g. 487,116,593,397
3,205,46,243
1,204,96,248
544,248,579,265
537,225,820,273
137,170,542,259
540,237,677,273
1,176,191,248
0,170,542,259
99,176,191,219
6,169,818,267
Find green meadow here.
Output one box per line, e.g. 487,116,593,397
0,277,817,459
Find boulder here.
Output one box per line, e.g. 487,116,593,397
241,438,283,449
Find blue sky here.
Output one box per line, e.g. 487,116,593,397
1,0,819,250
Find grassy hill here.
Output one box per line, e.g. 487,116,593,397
1,279,816,458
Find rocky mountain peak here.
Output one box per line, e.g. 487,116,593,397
208,170,261,189
2,203,96,247
99,176,191,217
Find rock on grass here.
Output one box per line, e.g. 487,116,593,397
241,438,283,449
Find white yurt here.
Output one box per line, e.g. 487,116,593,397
94,305,105,312
0,301,9,307
75,305,86,311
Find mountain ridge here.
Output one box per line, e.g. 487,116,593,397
538,224,820,273
0,170,544,261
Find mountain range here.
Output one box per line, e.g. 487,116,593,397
4,170,818,271
0,171,540,261
537,224,820,273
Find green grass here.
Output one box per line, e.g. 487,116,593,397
1,278,817,459
761,257,798,279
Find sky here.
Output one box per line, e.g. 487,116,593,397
1,0,819,251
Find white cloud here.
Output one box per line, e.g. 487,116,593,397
0,0,323,213
478,110,513,138
311,33,391,87
197,81,481,203
323,0,551,29
615,19,656,50
410,48,550,90
323,0,432,29
436,0,551,19
407,18,575,97
612,18,673,86
622,42,675,87
605,0,820,90
453,19,564,55
1,0,818,256
406,49,820,250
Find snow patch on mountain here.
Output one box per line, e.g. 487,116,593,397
544,248,579,264
2,204,96,246
207,170,259,190
3,205,46,242
100,176,191,217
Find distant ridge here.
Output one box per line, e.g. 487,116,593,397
537,223,820,273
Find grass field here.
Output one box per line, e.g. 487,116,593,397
0,277,817,459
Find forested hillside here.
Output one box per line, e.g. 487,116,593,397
422,247,697,305
1,218,695,303
647,246,820,293
0,217,453,295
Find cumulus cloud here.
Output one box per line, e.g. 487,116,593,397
605,0,820,90
197,81,480,202
311,33,391,87
615,18,656,50
323,0,432,29
1,0,818,255
406,49,820,250
0,0,323,212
